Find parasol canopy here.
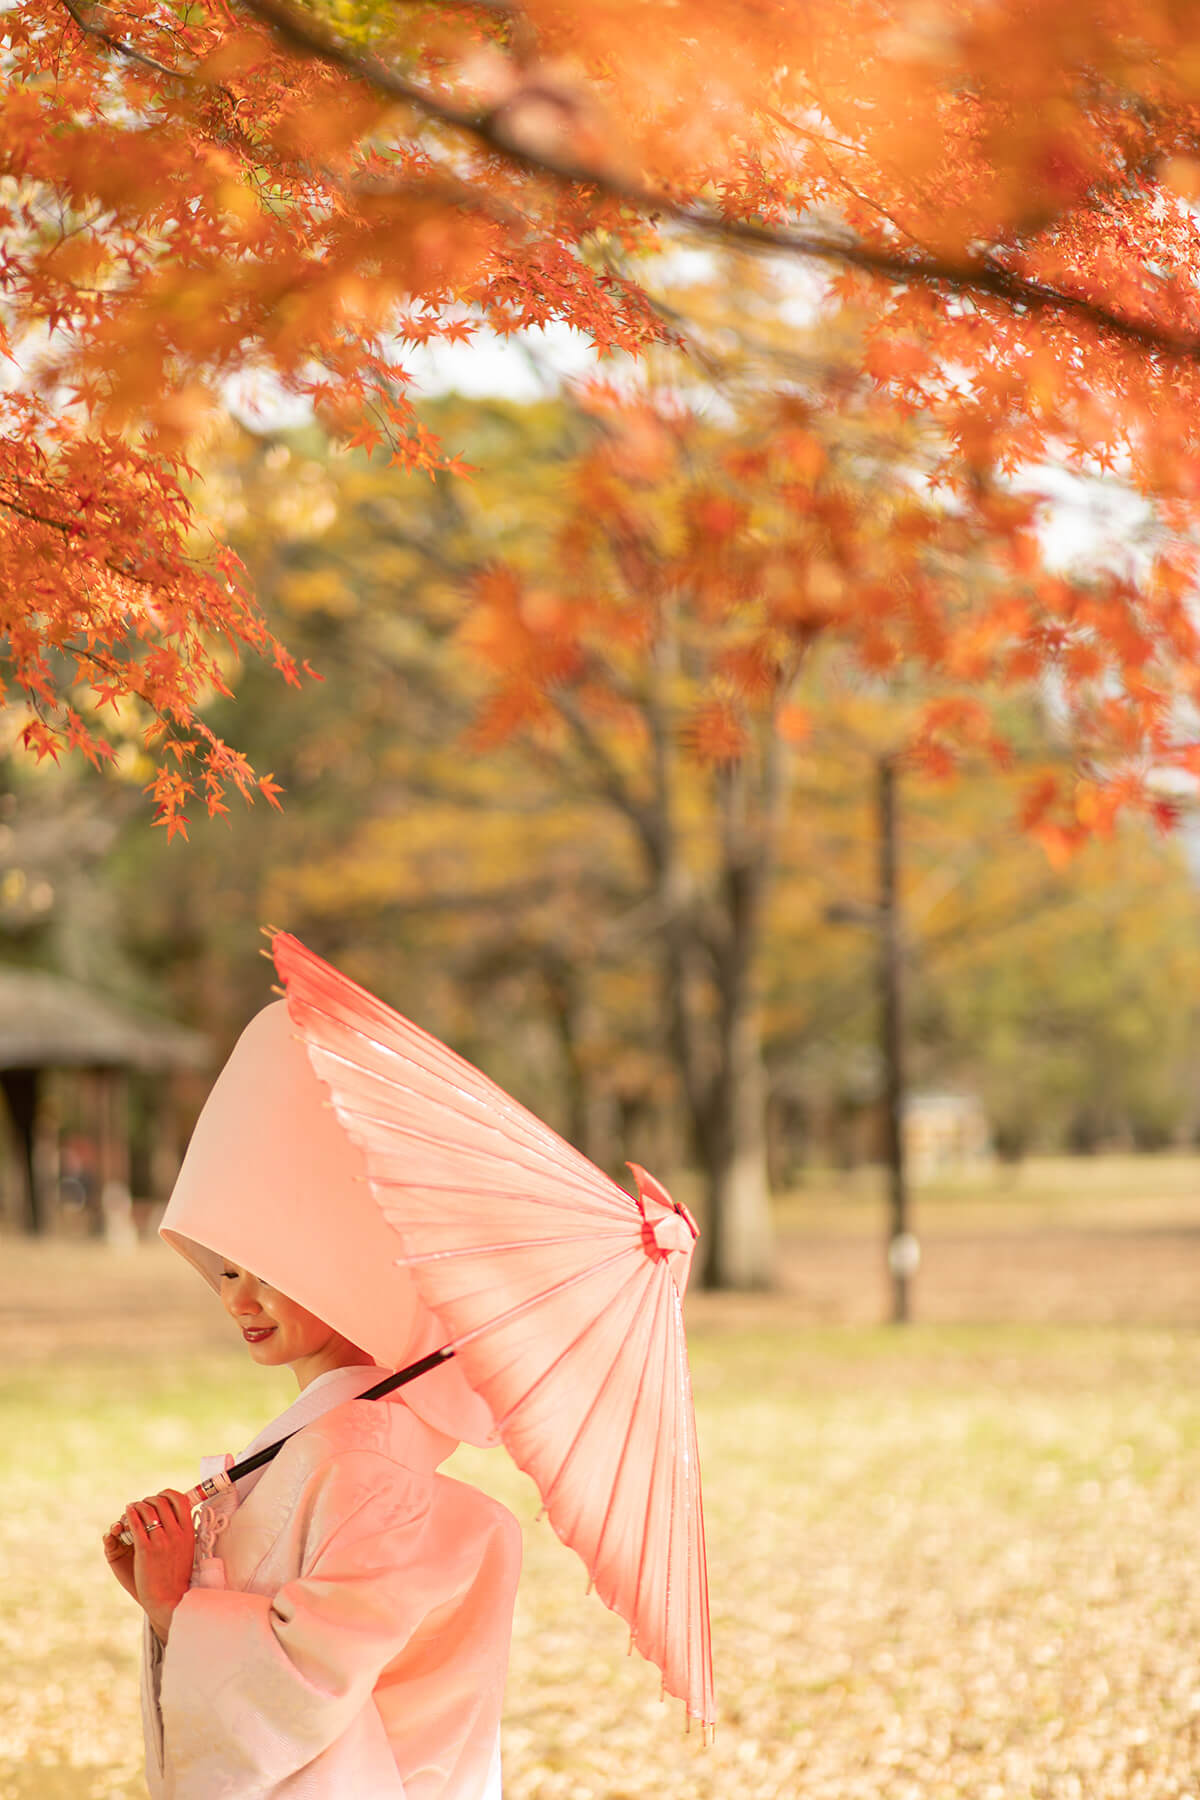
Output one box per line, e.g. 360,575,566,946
271,931,715,1730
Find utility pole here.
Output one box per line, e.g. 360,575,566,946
878,756,917,1324
826,756,919,1323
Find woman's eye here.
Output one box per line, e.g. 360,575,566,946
220,1270,237,1280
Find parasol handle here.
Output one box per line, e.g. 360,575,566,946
114,1345,456,1547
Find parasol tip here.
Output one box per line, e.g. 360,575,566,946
628,1163,700,1293
627,1163,699,1239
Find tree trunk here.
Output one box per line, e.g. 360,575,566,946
1,1068,42,1235
544,960,610,1167
636,639,780,1290
701,997,772,1288
698,795,773,1290
878,757,913,1324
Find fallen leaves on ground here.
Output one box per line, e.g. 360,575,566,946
3,1219,1200,1797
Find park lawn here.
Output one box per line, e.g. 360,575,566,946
774,1150,1200,1232
3,1259,1200,1799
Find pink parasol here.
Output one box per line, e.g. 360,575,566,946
271,931,715,1731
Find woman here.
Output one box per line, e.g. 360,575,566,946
102,1002,522,1800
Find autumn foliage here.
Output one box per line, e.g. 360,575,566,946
465,373,1200,862
1,0,671,830
9,1,1200,832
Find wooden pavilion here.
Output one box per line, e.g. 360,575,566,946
0,967,209,1235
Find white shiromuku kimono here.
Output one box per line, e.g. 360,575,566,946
141,1366,523,1800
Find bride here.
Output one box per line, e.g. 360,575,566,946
102,1003,521,1800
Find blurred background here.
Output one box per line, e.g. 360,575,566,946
8,4,1200,1776
4,375,1200,1800
3,378,1200,1305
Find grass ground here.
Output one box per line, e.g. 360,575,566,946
4,1155,1200,1798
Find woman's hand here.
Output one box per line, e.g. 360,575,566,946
102,1516,138,1601
106,1489,196,1644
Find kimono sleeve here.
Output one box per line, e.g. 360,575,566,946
158,1448,495,1797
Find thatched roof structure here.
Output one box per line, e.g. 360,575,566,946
0,967,209,1072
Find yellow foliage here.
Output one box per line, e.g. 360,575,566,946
278,568,358,619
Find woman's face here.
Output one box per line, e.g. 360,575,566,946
218,1263,369,1389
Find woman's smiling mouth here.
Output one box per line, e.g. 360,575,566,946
243,1327,276,1343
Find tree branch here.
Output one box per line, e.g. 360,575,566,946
550,690,665,869
234,0,1200,365
0,491,180,593
62,0,1200,362
0,493,82,537
58,0,200,83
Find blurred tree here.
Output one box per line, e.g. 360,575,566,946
764,735,1200,1162
909,814,1200,1158
164,377,1165,1285
449,360,1195,1283
106,403,653,1128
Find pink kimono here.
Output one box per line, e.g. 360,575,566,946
141,1366,522,1800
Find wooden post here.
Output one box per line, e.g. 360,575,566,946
0,1068,41,1234
878,757,916,1324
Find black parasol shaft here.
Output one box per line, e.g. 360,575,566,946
190,1346,455,1501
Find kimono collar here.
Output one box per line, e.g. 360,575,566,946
194,1365,456,1573
238,1364,457,1469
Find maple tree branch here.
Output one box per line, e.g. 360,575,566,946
0,493,82,537
234,0,1200,365
57,0,203,85
347,165,528,233
0,490,171,593
55,0,1200,362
